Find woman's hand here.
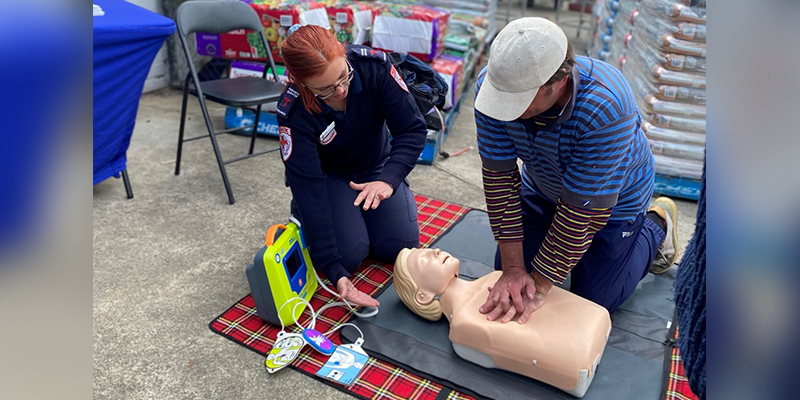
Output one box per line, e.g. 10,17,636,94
337,277,380,308
350,181,394,211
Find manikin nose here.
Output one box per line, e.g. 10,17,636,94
434,249,441,256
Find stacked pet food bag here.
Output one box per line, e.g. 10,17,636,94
590,0,705,199
199,0,497,164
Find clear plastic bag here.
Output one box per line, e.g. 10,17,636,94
641,0,706,24
628,37,706,88
641,93,705,118
637,4,705,42
628,33,706,73
631,71,705,105
648,139,705,160
635,17,706,57
644,112,706,133
642,121,706,145
653,154,704,179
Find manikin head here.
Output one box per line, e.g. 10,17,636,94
394,248,460,321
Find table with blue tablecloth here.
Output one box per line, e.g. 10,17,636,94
93,0,175,197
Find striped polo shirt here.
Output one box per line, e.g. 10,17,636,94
476,56,654,222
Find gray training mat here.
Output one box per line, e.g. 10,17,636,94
341,210,676,399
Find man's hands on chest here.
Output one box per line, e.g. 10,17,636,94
478,241,554,324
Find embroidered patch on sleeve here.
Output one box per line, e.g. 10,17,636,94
389,65,409,93
279,126,293,161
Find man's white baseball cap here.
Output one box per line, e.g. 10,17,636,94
475,18,568,121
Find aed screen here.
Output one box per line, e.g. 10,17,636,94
285,246,303,279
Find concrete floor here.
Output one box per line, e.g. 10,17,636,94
93,8,699,400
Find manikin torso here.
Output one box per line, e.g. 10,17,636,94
401,249,611,397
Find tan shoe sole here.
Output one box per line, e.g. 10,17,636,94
648,197,679,274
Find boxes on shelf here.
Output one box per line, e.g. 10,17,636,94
371,2,450,62
313,0,378,45
196,0,368,63
432,54,464,110
195,1,302,62
229,60,290,85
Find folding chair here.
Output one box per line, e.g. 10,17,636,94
175,0,285,204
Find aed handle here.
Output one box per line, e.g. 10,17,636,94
265,224,288,247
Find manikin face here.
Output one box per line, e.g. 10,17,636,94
406,248,460,304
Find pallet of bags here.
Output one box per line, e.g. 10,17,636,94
611,0,706,199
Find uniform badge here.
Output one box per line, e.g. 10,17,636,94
389,65,409,93
279,126,292,161
319,121,337,145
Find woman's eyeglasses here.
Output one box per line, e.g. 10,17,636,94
309,60,354,100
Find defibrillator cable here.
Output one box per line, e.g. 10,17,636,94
290,216,379,319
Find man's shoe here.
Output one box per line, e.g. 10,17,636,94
649,197,679,274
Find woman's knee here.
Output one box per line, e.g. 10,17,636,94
339,241,370,272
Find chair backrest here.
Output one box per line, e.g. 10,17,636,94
176,0,262,36
175,0,279,83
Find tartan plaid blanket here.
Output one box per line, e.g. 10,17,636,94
664,326,699,400
210,194,474,400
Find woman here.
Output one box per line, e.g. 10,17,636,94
276,25,427,307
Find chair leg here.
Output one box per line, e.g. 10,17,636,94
198,97,235,204
122,169,134,199
249,104,263,155
175,75,190,176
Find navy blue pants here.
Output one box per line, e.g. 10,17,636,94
494,185,665,313
292,166,420,276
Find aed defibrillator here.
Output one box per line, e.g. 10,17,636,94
246,220,318,326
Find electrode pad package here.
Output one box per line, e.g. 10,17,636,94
315,333,368,386
265,295,373,374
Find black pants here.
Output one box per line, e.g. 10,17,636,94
292,168,420,275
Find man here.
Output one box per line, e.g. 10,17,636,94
474,18,679,324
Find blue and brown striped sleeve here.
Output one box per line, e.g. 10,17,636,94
475,69,522,241
531,199,612,283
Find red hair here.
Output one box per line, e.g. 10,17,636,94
281,25,346,114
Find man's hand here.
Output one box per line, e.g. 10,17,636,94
351,181,394,211
505,269,554,324
337,277,380,307
483,284,547,324
479,267,536,322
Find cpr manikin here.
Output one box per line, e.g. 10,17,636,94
394,248,612,398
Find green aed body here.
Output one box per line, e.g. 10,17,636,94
246,221,318,326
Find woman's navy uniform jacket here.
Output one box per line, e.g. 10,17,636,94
276,45,427,285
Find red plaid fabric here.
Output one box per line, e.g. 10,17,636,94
211,194,473,400
665,327,699,400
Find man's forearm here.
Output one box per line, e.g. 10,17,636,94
531,199,611,284
483,167,523,241
498,240,525,271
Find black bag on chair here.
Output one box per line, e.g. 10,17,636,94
386,52,449,120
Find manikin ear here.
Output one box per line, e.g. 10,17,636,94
415,288,436,305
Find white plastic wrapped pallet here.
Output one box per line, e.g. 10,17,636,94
611,0,706,181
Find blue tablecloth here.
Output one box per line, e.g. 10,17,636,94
93,0,175,185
